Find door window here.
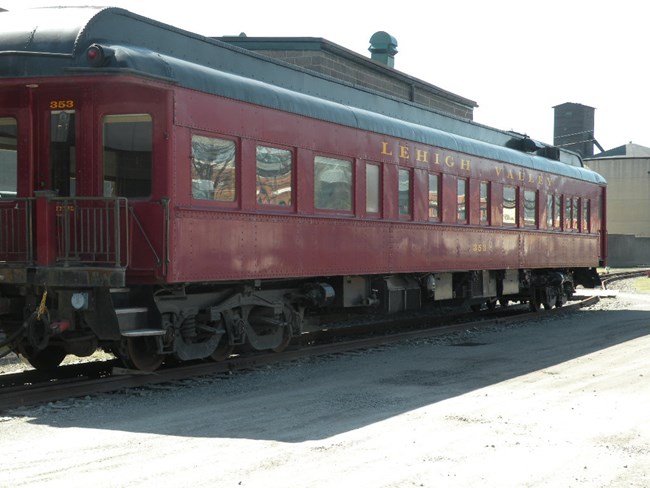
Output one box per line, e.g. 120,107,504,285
103,114,152,198
50,110,76,196
0,117,17,198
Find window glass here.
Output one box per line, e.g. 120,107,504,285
366,163,380,213
582,199,590,232
0,118,17,198
257,146,292,206
524,190,537,227
564,196,572,230
191,135,236,201
572,197,579,230
314,156,352,211
428,173,439,221
503,186,517,225
103,114,152,198
51,110,76,196
554,195,561,229
480,181,489,224
546,194,554,228
457,178,467,223
398,168,411,216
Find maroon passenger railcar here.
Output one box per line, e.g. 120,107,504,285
0,7,606,370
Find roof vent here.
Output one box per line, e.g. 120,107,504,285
369,31,398,68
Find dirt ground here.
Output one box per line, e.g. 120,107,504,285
2,290,650,487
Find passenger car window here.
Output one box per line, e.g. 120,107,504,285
503,186,517,226
366,163,380,214
398,168,411,217
257,146,292,206
480,181,489,224
103,114,152,198
524,190,537,227
554,195,562,229
457,178,467,223
0,117,17,198
428,173,439,221
314,156,352,211
582,199,590,232
191,135,236,201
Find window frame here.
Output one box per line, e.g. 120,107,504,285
102,113,153,199
365,162,381,216
582,198,590,233
479,181,490,225
554,194,562,229
428,172,440,222
457,177,467,224
502,185,518,227
190,132,239,205
255,143,294,209
398,167,412,219
314,154,354,214
0,116,18,199
523,189,537,228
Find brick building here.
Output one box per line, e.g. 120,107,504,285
218,33,477,120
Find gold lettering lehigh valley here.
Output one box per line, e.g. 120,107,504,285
399,145,410,160
495,167,503,177
381,142,393,156
416,149,429,163
445,156,455,168
461,159,471,171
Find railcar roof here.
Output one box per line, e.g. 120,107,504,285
0,6,606,185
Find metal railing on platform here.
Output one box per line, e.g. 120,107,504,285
0,198,33,263
53,197,129,268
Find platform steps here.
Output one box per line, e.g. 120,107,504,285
110,288,165,337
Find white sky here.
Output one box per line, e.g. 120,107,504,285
0,0,645,151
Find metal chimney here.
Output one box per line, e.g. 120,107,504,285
369,31,398,68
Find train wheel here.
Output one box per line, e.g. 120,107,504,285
126,336,165,372
499,299,509,308
486,299,497,311
542,288,558,310
271,325,292,353
210,337,234,362
20,345,67,371
271,305,295,353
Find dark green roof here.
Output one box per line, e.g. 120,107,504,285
0,7,605,184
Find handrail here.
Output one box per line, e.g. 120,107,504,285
52,196,129,268
129,206,160,266
1,196,174,277
0,198,34,264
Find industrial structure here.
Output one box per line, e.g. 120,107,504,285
586,144,650,266
551,102,650,267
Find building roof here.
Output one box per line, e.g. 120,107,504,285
587,143,650,159
217,36,478,110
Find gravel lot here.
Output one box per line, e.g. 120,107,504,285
2,285,650,487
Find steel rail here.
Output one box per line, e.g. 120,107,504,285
0,295,599,411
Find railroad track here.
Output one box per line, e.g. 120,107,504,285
600,269,650,289
0,296,599,411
